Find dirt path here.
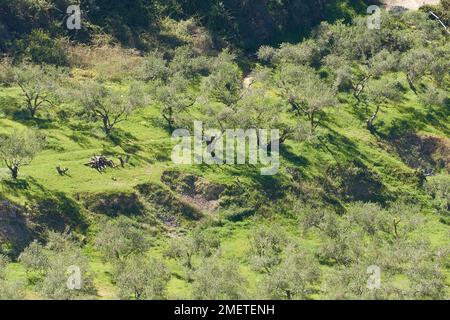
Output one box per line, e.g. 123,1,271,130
382,0,440,10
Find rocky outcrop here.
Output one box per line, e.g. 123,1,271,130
161,170,226,213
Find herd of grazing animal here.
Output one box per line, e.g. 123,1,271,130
56,154,131,176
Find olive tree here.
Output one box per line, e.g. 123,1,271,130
139,51,169,82
234,88,292,144
260,247,321,300
330,50,398,102
19,234,95,300
0,280,25,300
248,225,287,273
192,256,246,300
165,230,220,270
38,247,95,300
94,217,149,262
324,264,395,300
0,129,45,179
400,47,433,94
425,175,450,215
79,81,147,136
300,207,364,265
168,45,212,79
276,64,337,134
13,63,62,118
18,240,49,275
428,44,450,86
0,254,9,279
405,257,447,300
258,40,320,67
364,77,403,133
0,58,15,86
114,255,171,300
201,50,242,108
419,84,449,109
154,75,195,132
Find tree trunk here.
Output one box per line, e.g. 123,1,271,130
286,290,292,300
103,117,111,136
393,218,400,239
367,105,380,134
309,112,317,134
168,118,173,133
11,165,18,179
162,113,174,133
406,74,417,94
27,100,37,118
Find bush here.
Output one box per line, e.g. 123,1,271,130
0,58,15,86
67,44,143,82
0,280,25,300
419,85,449,108
16,30,68,66
0,254,9,279
425,175,450,220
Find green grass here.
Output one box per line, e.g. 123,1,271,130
1,68,449,299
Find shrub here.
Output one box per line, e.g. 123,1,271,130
16,30,68,66
0,58,15,86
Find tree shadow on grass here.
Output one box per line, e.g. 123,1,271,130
1,177,88,234
108,128,142,153
0,198,39,257
1,178,31,192
280,144,309,167
0,97,60,129
318,127,370,164
381,103,450,140
64,122,104,148
406,106,449,136
0,96,29,120
198,163,290,201
347,101,373,124
66,131,93,148
141,114,171,133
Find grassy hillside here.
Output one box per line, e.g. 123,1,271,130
0,5,449,300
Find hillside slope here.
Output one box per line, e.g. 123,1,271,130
0,4,449,300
